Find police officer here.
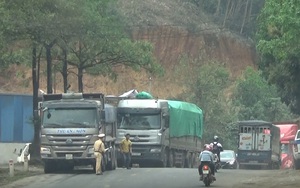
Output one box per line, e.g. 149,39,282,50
120,133,132,169
94,133,105,175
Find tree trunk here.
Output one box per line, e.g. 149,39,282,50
63,49,68,93
247,0,253,22
37,46,43,89
215,0,221,16
78,67,83,92
31,43,41,159
240,0,249,34
46,45,53,94
223,0,231,27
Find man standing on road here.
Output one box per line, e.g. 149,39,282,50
120,133,132,169
94,133,106,175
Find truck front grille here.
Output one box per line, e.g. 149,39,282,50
46,134,92,153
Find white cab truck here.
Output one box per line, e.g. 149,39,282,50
40,93,117,173
116,98,203,168
237,120,281,169
292,130,300,169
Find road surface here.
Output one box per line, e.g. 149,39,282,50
3,167,300,188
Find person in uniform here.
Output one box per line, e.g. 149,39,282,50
93,133,105,175
120,133,132,169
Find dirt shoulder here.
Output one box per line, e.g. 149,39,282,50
0,163,43,187
234,169,300,188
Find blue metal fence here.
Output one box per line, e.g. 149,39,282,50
0,93,34,142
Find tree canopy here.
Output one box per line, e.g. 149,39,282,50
256,0,300,114
232,67,294,121
0,0,163,93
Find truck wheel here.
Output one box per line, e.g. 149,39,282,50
186,153,192,168
101,157,106,172
44,161,54,174
295,160,300,170
161,151,168,167
112,157,117,170
106,161,113,170
168,151,174,167
92,164,96,172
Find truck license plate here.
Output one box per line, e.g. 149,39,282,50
131,153,141,156
203,170,209,174
65,154,73,160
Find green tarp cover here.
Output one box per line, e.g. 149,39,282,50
168,100,203,138
135,91,153,99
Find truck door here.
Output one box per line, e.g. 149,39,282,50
256,126,271,151
239,126,254,150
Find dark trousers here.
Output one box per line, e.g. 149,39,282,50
123,152,131,168
216,152,220,162
198,161,215,175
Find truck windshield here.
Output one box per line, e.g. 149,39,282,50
118,114,160,130
42,108,98,128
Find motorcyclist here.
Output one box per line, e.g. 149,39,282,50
198,144,216,181
210,135,223,163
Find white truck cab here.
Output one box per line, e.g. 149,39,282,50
293,130,300,169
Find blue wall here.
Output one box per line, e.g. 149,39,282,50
0,94,34,142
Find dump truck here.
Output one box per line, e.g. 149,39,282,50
115,98,203,168
237,120,281,169
274,122,299,169
40,93,117,173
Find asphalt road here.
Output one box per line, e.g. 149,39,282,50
2,167,286,188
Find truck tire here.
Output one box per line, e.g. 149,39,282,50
168,151,174,168
102,157,106,172
161,150,168,167
295,160,300,170
186,153,192,168
112,156,117,170
44,161,54,174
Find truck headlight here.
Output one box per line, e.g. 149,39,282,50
88,147,94,154
150,148,161,153
41,147,51,154
228,160,235,165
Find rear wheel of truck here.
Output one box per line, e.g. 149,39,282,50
101,157,106,172
295,160,300,170
113,157,117,170
161,150,168,167
168,151,174,168
185,152,192,168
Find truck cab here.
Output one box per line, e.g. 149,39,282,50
293,130,300,169
40,93,117,173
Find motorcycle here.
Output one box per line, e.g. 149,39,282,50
202,164,215,187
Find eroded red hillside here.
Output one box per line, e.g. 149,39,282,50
0,27,257,98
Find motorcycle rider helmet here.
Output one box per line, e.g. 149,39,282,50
213,135,219,142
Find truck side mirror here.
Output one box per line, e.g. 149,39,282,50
19,149,23,156
163,114,169,128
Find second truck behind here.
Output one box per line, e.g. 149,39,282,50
116,98,203,168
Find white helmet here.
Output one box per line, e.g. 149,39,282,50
213,135,219,141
